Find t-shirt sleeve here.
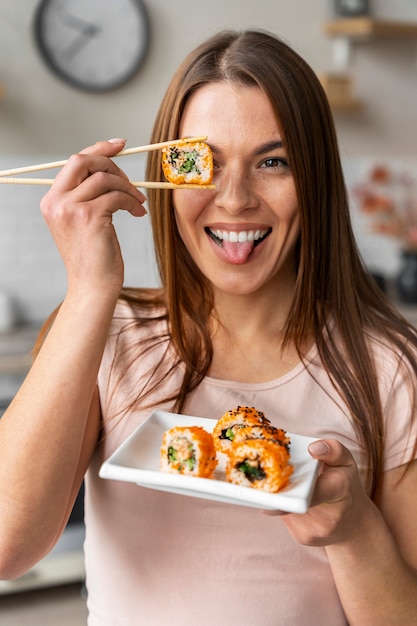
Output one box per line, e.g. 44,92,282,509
382,354,417,471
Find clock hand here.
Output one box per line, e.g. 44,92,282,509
61,23,100,62
61,10,99,35
59,9,101,61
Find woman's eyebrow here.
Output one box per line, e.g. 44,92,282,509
208,140,284,156
253,140,284,155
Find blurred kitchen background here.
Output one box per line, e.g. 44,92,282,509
0,0,416,622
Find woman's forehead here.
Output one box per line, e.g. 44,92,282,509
179,83,283,146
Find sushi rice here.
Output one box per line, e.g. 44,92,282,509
161,141,213,185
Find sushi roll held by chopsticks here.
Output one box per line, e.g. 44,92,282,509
0,137,215,190
162,140,213,186
160,426,217,478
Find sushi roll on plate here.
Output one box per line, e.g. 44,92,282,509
160,425,217,478
226,438,294,493
212,406,271,455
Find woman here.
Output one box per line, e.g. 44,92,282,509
0,30,416,625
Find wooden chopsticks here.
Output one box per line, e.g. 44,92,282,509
0,137,216,190
0,178,214,189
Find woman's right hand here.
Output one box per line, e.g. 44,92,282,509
0,142,147,579
40,139,147,297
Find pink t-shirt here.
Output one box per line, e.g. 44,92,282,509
84,302,416,625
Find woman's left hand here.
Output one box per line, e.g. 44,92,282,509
267,440,417,624
268,439,370,547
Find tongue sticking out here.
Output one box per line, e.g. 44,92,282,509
222,240,255,264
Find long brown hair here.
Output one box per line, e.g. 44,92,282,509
129,29,416,496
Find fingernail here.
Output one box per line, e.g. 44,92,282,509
108,138,126,144
309,441,329,456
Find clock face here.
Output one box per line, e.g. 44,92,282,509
33,0,150,92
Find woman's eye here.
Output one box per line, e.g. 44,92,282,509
261,157,289,170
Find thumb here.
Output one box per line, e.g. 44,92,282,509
308,440,330,459
308,439,353,467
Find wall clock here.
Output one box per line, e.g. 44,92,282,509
33,0,150,93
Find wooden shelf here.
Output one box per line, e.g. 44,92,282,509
318,72,362,112
324,18,417,39
328,97,362,111
322,18,417,112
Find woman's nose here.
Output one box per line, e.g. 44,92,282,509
214,168,258,215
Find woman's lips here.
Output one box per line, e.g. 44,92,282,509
205,227,272,264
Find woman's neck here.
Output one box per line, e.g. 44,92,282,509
208,278,307,383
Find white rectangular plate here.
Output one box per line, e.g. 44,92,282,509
99,410,320,513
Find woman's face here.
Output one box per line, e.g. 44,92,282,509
173,82,300,298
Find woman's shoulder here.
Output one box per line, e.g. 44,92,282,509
361,324,417,427
101,288,170,358
98,287,172,396
364,321,417,370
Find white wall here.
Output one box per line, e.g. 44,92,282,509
1,0,416,157
0,0,329,156
0,0,416,324
0,153,158,324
